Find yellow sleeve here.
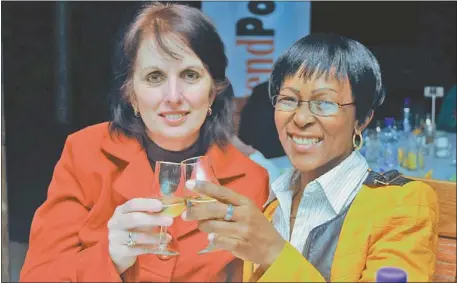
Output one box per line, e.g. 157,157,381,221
360,181,439,282
252,241,326,282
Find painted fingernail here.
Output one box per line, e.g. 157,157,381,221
186,180,195,190
151,199,163,210
163,217,174,226
208,233,216,242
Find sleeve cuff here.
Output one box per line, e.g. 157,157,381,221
257,241,325,282
77,237,140,282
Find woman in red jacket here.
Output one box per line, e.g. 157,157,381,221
20,2,269,282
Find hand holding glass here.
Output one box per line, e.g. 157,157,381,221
150,161,185,256
182,156,220,254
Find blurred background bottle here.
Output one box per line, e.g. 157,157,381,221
402,98,412,135
381,117,399,170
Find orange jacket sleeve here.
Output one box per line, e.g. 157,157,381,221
20,136,128,282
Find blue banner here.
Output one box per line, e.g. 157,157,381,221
202,1,311,97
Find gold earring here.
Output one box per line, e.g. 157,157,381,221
207,108,212,116
132,105,140,117
353,131,363,150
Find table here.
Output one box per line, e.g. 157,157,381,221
269,133,456,182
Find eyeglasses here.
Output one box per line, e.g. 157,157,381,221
270,95,355,117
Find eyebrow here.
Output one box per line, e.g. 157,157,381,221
140,64,205,72
280,87,338,95
280,87,300,94
311,87,338,94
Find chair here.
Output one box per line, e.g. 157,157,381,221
409,177,456,282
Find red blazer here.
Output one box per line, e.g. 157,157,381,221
20,122,269,282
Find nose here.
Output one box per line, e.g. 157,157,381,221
293,102,315,127
164,76,183,105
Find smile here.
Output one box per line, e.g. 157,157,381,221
163,114,186,120
288,134,323,152
159,112,190,125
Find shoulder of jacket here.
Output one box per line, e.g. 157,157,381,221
363,170,437,208
67,122,110,143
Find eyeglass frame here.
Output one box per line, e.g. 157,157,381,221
270,94,355,117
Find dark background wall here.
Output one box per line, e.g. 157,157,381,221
2,1,456,242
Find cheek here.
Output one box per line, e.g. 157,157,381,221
274,111,290,137
322,117,354,148
184,84,213,111
134,85,162,110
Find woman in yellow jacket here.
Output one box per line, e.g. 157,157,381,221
183,33,438,282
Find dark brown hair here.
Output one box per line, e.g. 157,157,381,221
109,2,234,148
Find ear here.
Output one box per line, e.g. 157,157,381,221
208,85,219,107
355,110,374,133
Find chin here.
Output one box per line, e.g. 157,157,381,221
289,156,322,173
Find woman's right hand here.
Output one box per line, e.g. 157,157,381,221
107,198,173,274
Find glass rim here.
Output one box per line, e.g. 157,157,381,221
155,160,182,166
181,155,208,165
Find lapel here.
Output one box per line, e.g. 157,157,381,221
101,133,248,239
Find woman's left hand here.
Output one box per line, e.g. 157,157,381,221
182,180,285,267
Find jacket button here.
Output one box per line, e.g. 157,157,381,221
157,254,172,261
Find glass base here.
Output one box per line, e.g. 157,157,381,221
149,246,179,256
197,242,219,254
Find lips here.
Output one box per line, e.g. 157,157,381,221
287,133,323,152
162,113,186,120
159,111,190,125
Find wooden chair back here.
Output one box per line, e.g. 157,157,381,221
410,177,456,282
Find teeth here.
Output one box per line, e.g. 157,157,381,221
165,114,184,120
291,136,321,145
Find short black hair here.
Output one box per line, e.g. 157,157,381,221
109,2,233,148
269,33,385,123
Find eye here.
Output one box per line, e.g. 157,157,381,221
278,95,298,106
312,100,338,113
181,69,200,83
146,71,165,84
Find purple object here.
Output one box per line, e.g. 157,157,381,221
376,267,407,282
404,98,411,107
384,117,395,127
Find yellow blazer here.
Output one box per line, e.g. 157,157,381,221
243,178,439,282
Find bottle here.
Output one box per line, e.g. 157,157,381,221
376,267,407,282
402,98,412,134
381,117,398,169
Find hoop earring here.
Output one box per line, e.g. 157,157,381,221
132,105,140,117
353,132,363,150
207,108,212,116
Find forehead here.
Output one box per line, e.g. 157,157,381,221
135,33,204,68
282,68,351,96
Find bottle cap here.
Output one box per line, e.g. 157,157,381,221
404,98,410,107
376,267,407,282
384,117,395,127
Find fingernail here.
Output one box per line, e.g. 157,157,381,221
186,180,195,190
151,199,163,210
163,217,173,226
181,211,187,220
208,233,216,242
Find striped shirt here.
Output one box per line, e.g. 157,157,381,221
265,150,369,253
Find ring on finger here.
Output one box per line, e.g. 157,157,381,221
126,231,136,247
224,204,234,221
